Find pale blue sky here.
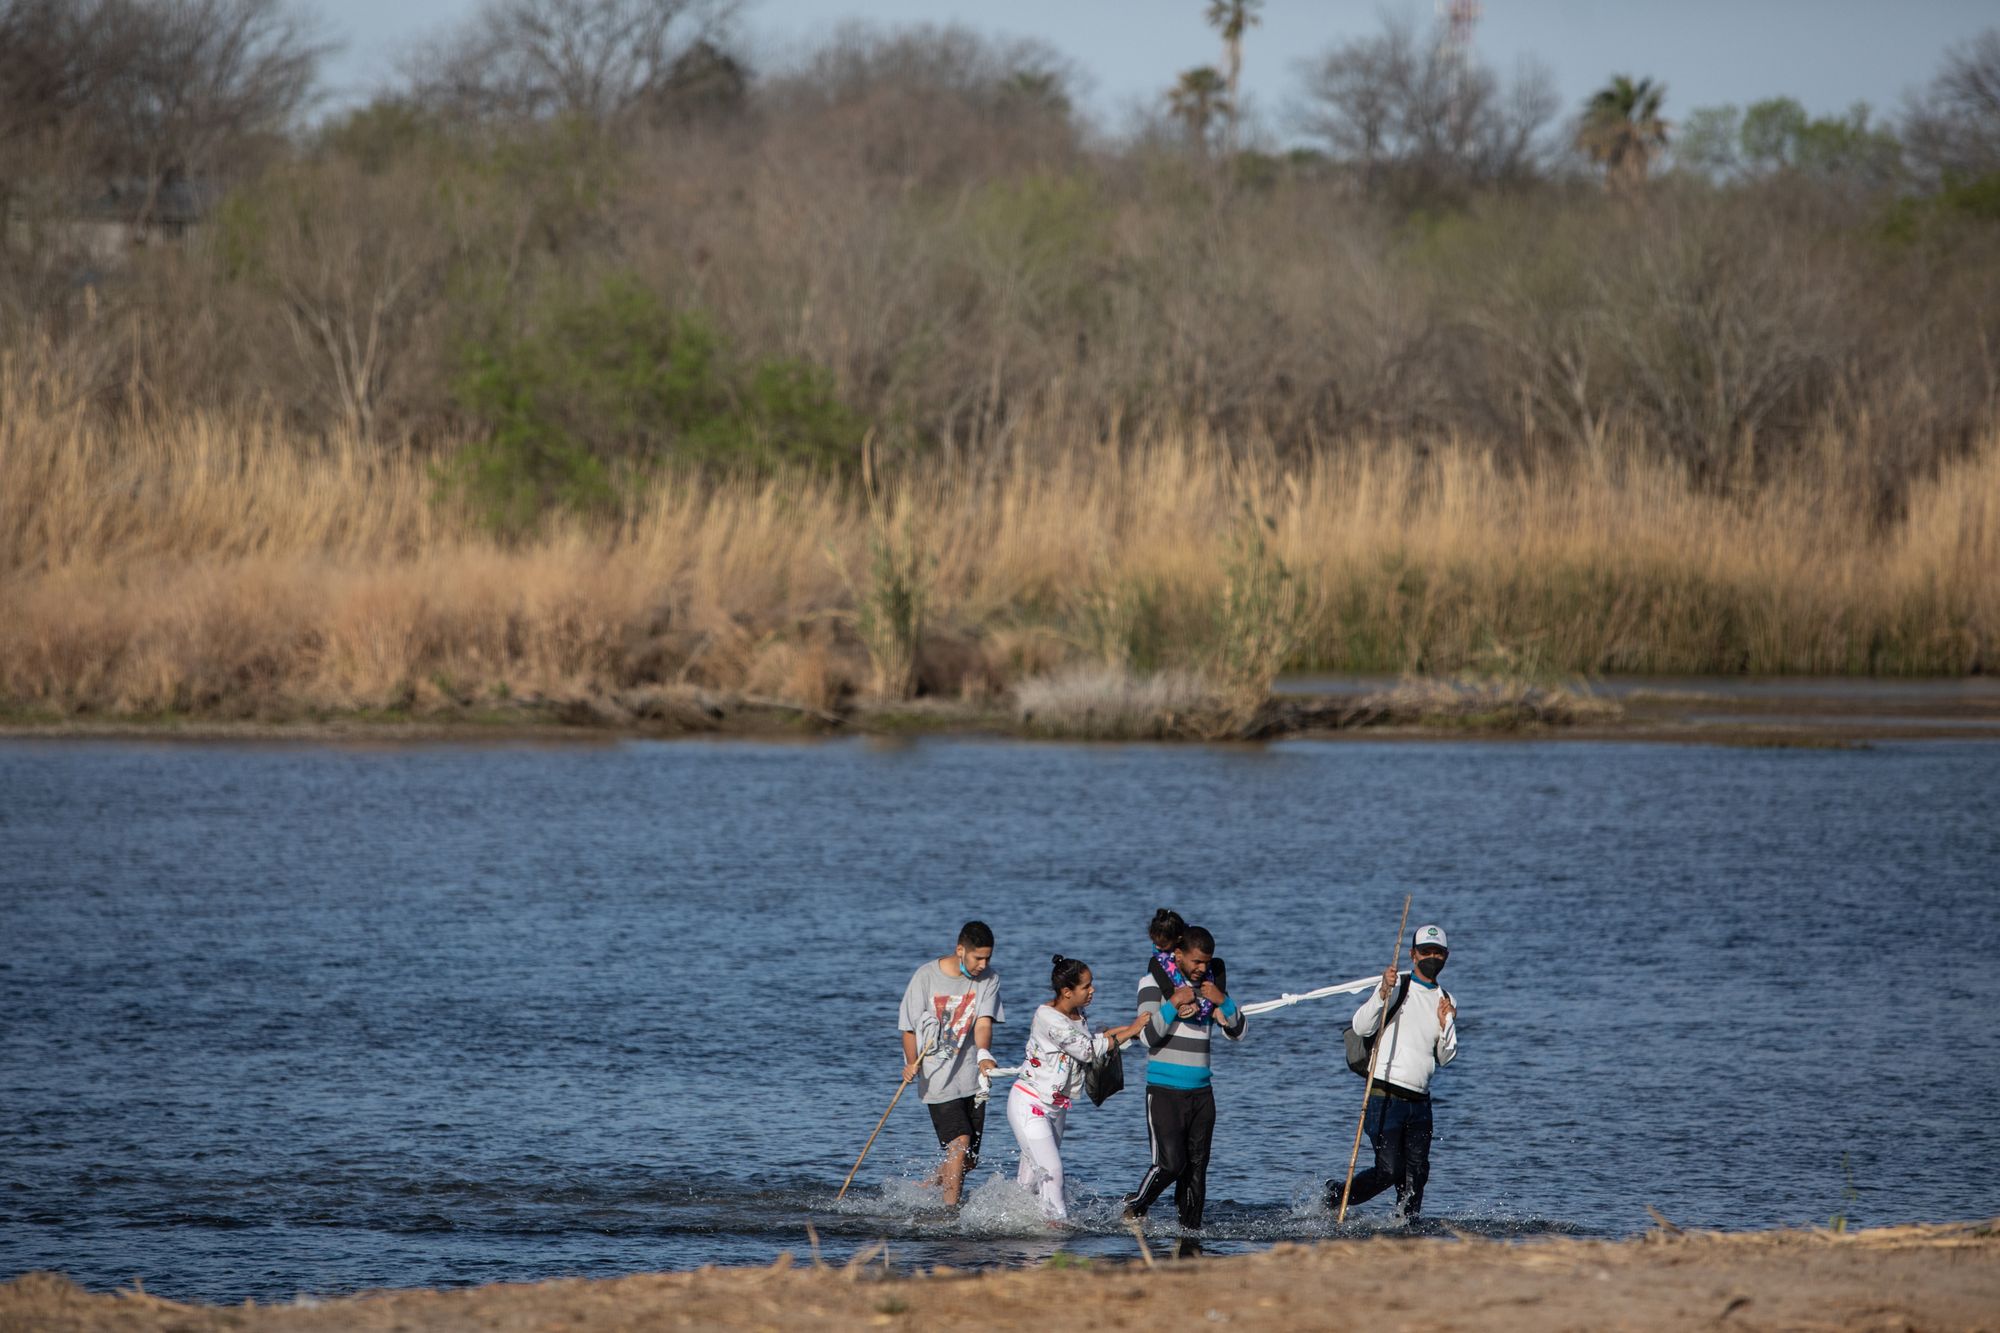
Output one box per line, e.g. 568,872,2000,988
318,1,1997,132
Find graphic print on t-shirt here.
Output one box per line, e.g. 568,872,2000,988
932,989,978,1053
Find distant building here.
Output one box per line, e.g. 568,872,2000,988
5,177,218,277
71,178,218,262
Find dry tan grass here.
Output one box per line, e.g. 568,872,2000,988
1013,665,1224,739
2,366,1996,719
1353,676,1627,729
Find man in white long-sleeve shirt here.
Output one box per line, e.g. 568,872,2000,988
1328,923,1458,1220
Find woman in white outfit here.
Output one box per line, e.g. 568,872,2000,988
1006,955,1147,1224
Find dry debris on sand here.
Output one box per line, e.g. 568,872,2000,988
4,1221,1996,1333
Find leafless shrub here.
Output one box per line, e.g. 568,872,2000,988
760,24,1081,190
406,0,741,128
229,158,478,439
1292,13,1558,202
1430,200,1623,460
1902,28,2000,186
0,1,105,161
1600,195,1854,480
1013,665,1223,740
0,0,325,344
88,0,326,231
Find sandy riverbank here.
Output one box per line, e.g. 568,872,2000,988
4,1222,1995,1331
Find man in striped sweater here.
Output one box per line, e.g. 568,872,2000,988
1121,924,1246,1234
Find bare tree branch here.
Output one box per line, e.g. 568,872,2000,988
1902,27,2000,185
1291,14,1556,199
408,0,741,126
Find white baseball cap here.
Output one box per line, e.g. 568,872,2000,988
1412,924,1449,951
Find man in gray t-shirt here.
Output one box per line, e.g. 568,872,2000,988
897,920,1004,1207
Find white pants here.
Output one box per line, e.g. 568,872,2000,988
1006,1084,1070,1221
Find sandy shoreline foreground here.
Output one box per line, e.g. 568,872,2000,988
5,1223,1996,1332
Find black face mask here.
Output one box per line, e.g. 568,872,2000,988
1414,956,1446,981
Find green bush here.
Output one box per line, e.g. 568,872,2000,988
853,517,932,700
963,172,1110,321
1072,574,1169,674
1926,171,2000,224
1880,171,2000,243
1210,508,1310,702
444,277,865,533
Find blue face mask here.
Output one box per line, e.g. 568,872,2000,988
959,958,977,980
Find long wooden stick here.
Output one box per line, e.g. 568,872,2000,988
1338,893,1412,1224
836,1058,921,1203
1125,1216,1156,1269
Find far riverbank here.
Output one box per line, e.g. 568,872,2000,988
3,674,1996,748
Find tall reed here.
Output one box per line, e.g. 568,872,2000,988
2,371,1994,717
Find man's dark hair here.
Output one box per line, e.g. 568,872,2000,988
958,920,994,949
1182,925,1215,954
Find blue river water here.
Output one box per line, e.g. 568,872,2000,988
2,735,1996,1302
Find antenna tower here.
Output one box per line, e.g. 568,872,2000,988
1436,0,1481,114
1440,0,1482,61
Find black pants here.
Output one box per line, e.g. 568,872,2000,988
1332,1091,1432,1218
1126,1084,1216,1230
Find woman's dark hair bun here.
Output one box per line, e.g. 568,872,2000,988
1051,953,1066,966
1050,954,1090,995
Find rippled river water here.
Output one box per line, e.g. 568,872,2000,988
3,735,1997,1302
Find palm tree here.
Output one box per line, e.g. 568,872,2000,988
1205,0,1263,154
1577,75,1671,190
1168,66,1230,154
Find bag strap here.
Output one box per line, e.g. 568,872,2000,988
1369,975,1412,1046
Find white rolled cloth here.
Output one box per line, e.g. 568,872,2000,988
1238,973,1381,1016
974,1065,1026,1106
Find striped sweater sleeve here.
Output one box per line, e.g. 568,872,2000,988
1139,974,1177,1050
1216,994,1246,1040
